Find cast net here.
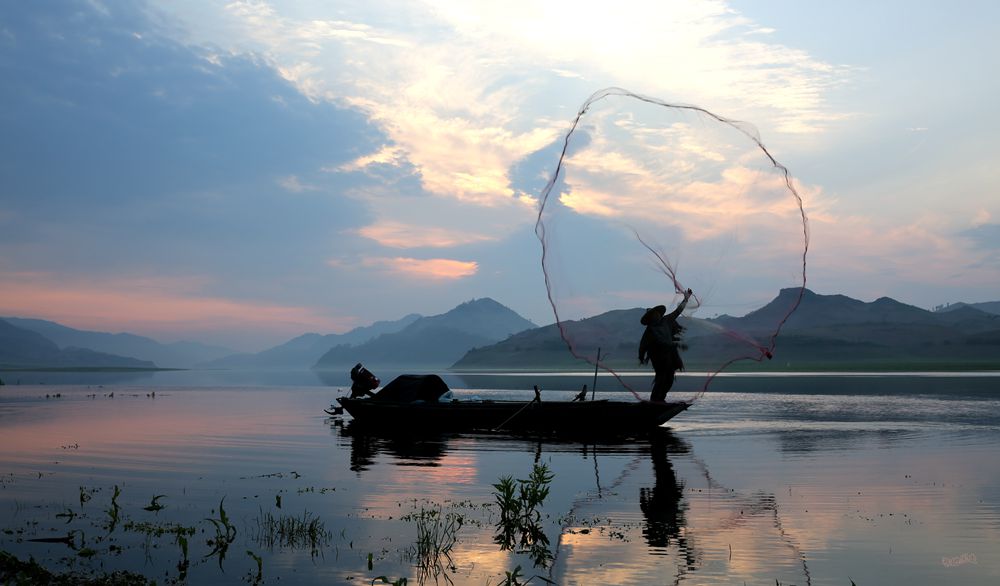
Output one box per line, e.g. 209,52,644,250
535,88,809,401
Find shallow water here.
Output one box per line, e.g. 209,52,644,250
1,378,998,585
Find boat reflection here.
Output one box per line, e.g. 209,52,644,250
332,419,456,472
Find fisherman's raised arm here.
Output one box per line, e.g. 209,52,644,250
666,288,693,321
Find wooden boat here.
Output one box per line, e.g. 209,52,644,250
334,395,690,434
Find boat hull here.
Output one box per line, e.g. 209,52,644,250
335,397,689,434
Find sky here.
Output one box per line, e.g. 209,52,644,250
1,0,997,352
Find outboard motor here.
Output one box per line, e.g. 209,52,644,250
349,363,380,398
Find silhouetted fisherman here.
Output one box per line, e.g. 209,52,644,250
639,289,692,402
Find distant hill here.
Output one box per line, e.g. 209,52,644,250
314,298,536,370
0,319,156,369
3,317,232,368
935,301,1000,316
713,288,943,332
201,313,421,369
454,289,1000,371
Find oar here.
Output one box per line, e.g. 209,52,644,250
492,385,542,432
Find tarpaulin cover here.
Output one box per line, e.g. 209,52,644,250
373,374,450,403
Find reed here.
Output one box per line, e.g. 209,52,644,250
403,506,463,583
251,507,331,557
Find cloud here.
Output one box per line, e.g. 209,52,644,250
333,145,409,173
277,175,319,192
151,0,855,326
203,0,847,217
544,98,813,250
352,257,479,280
0,1,394,313
804,213,1000,307
357,221,496,249
14,0,993,343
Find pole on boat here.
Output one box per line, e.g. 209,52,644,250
492,385,542,432
591,347,601,401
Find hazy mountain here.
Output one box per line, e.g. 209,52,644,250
935,301,1000,316
314,298,536,370
3,317,232,368
0,319,156,369
201,313,422,369
454,289,1000,371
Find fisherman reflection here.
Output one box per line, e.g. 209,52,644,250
640,431,695,567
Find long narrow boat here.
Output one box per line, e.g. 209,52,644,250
335,396,690,434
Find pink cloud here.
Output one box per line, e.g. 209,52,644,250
354,256,479,280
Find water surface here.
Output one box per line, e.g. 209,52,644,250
1,378,998,584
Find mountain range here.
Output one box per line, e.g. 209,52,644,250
314,298,537,370
3,317,232,368
454,289,1000,371
199,313,421,370
0,319,156,369
2,291,998,372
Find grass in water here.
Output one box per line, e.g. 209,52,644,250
251,507,331,557
402,506,463,584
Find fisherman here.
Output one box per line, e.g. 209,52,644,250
638,289,692,402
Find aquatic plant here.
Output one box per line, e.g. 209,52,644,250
177,534,190,579
55,507,77,523
204,497,237,568
79,486,94,506
403,506,463,584
105,485,122,533
496,565,555,586
246,550,263,585
0,550,153,585
492,463,554,567
122,518,196,578
142,495,166,512
251,507,331,557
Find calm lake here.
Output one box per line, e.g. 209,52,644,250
1,371,998,585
